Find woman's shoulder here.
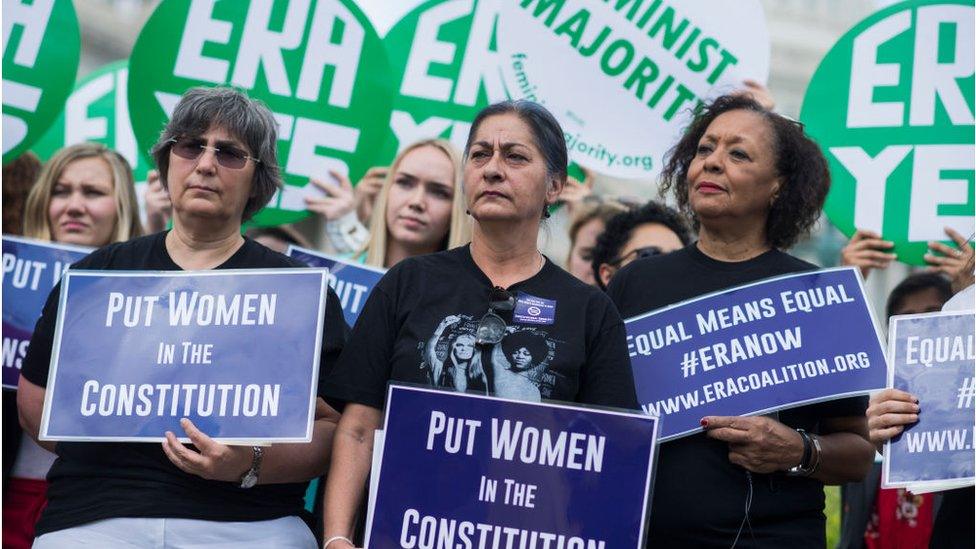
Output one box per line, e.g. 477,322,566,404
72,233,166,270
238,238,306,269
767,249,819,273
388,246,470,277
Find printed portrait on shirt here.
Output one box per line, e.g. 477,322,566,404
420,314,560,401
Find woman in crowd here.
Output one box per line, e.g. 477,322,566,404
320,100,638,549
565,198,628,285
607,94,875,547
17,87,347,548
2,152,42,234
589,200,692,291
866,266,974,549
23,143,142,245
305,139,470,267
838,273,954,549
4,143,142,549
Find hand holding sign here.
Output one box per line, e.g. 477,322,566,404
555,167,594,217
702,415,804,474
840,229,897,280
925,227,974,281
144,170,172,234
162,417,253,482
735,79,776,111
867,388,920,449
355,166,388,223
304,171,357,221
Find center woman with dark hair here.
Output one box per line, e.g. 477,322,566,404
321,101,637,549
608,95,875,547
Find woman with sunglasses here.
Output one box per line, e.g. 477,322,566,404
320,101,638,549
18,87,347,548
607,95,875,547
589,200,692,291
300,139,470,268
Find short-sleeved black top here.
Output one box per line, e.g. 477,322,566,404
21,231,348,536
322,245,638,411
607,243,869,548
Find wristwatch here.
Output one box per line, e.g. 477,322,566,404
786,429,821,477
239,446,263,489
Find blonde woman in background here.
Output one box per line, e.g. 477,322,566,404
307,139,470,268
23,143,142,244
6,142,142,549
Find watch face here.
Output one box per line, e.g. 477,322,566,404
241,473,258,489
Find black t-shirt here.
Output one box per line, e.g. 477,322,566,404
20,231,348,536
607,243,869,548
323,245,637,411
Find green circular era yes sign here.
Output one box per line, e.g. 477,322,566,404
382,0,506,157
801,0,975,265
128,0,396,226
2,0,80,164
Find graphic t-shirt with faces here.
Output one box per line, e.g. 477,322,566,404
322,245,638,411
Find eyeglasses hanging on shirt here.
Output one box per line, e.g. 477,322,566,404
475,287,515,346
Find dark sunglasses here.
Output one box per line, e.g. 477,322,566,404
167,137,261,170
475,287,515,346
608,246,663,266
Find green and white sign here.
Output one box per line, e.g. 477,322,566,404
127,0,396,226
497,0,769,179
801,0,974,265
382,0,507,156
32,61,151,208
2,0,81,163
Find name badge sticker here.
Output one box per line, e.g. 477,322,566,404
514,292,556,325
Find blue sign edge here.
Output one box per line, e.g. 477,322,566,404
882,309,976,489
285,244,389,275
2,236,93,389
38,268,331,444
365,383,661,549
2,234,95,255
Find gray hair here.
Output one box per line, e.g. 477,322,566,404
150,86,282,221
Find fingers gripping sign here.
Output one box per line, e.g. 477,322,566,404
866,388,920,448
701,415,805,474
840,228,896,280
162,418,253,482
305,170,357,221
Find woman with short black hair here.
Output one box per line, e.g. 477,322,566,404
608,94,875,547
321,100,637,549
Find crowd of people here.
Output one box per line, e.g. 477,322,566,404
2,84,972,549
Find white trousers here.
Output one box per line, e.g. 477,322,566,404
33,516,317,548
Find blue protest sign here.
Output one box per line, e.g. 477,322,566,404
884,310,975,491
286,245,385,326
40,269,329,442
626,267,887,441
366,385,658,549
2,236,91,389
